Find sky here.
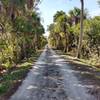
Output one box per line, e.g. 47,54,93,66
38,0,100,36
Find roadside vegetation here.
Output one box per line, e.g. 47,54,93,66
0,0,47,97
0,50,42,99
48,4,100,68
0,0,47,75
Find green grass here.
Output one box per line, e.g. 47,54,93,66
0,50,42,95
0,64,31,95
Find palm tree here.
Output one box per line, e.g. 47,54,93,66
53,11,66,22
69,7,81,25
67,0,84,58
53,11,68,51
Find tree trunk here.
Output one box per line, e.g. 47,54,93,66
96,45,100,57
56,37,59,49
64,33,68,53
34,33,38,50
76,0,84,58
0,23,4,33
63,23,69,53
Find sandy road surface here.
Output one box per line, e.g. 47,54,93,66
10,47,95,100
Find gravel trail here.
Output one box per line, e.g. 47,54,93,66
10,47,95,100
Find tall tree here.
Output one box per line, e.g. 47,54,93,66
76,0,84,58
69,7,87,25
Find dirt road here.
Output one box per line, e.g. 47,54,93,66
10,47,95,100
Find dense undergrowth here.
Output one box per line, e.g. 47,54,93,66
0,50,42,96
